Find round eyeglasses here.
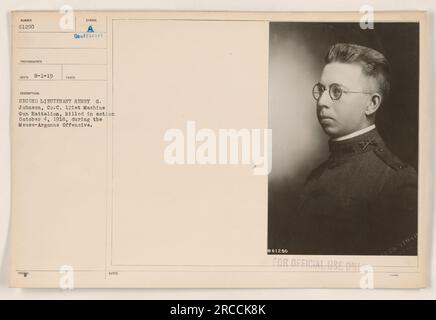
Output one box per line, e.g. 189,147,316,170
312,82,374,101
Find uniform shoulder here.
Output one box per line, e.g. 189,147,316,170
372,146,417,191
373,146,416,175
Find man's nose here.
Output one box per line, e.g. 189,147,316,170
317,89,332,108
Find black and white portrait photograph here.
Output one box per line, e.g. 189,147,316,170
268,22,419,256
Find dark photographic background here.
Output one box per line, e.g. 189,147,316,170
268,22,419,251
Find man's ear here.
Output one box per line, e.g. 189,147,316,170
365,93,382,116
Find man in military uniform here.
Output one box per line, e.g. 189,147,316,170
293,43,417,255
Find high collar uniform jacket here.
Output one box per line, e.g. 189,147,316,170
292,128,418,256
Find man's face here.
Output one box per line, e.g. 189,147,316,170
316,62,373,138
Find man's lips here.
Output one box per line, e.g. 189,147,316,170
319,115,334,120
319,116,335,125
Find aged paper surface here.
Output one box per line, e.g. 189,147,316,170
10,11,428,288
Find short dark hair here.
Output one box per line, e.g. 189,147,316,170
325,43,390,101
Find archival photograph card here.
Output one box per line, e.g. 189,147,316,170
10,10,428,288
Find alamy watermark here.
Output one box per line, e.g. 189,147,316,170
59,5,75,31
360,5,375,30
59,265,74,290
163,121,272,175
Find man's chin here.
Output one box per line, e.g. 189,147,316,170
320,125,342,139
